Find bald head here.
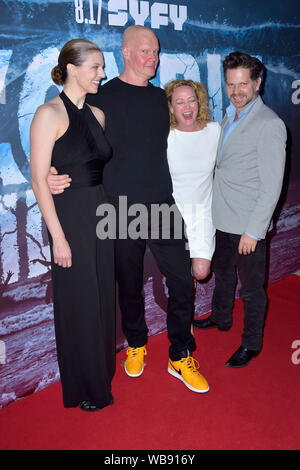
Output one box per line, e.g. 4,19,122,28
122,25,158,49
119,25,159,85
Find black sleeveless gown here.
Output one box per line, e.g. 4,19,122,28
49,91,115,409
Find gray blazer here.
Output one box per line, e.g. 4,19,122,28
212,96,287,239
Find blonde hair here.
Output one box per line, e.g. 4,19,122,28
51,38,102,85
165,79,211,129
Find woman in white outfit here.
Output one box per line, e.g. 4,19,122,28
165,79,220,281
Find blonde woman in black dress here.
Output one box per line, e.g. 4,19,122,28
30,39,115,411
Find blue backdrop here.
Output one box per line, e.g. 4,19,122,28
0,0,299,407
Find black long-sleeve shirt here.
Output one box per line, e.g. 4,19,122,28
87,77,173,203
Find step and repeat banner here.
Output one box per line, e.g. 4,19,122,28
0,0,299,407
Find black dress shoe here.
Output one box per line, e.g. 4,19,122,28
192,316,231,331
225,346,259,368
79,400,101,412
79,397,114,412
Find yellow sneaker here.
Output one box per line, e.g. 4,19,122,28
124,346,147,377
168,356,209,393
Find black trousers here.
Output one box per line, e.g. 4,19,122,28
211,230,267,351
112,196,196,361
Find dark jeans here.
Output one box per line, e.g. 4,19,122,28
112,196,196,361
211,230,267,351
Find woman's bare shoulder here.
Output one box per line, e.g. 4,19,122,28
34,96,65,119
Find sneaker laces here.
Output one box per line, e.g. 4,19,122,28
127,346,146,357
180,356,200,373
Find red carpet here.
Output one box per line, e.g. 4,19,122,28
1,274,300,450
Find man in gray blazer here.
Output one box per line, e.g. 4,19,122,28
193,52,287,367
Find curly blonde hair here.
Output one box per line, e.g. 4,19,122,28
165,79,211,129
